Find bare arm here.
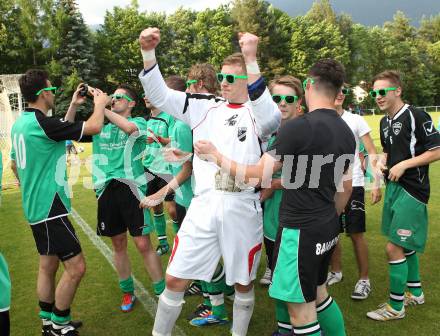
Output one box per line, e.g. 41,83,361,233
10,160,19,182
104,109,138,134
389,147,440,181
360,132,382,204
335,177,353,216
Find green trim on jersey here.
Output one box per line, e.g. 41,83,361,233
382,182,428,252
0,253,11,311
264,135,282,241
269,228,306,303
10,112,72,224
169,120,193,208
92,117,148,197
142,112,174,175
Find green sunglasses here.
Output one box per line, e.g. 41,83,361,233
302,78,315,90
342,88,350,95
111,93,133,102
369,87,397,98
216,73,248,84
272,94,298,104
186,79,197,88
36,86,58,96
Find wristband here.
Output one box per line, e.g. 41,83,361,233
141,49,156,62
246,61,260,75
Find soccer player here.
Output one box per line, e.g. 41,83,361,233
367,70,440,321
10,69,107,336
65,84,165,312
0,252,11,336
195,59,355,336
258,75,303,335
142,93,176,256
327,85,382,300
138,28,280,336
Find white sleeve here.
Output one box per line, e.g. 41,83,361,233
250,88,281,140
139,66,221,129
357,115,371,137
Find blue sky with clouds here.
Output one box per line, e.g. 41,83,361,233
77,0,231,25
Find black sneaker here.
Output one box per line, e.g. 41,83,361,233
70,320,83,329
51,322,79,336
185,281,202,296
42,319,51,336
186,303,212,321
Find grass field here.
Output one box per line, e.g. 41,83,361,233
1,113,440,335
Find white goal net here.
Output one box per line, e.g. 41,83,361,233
0,74,24,189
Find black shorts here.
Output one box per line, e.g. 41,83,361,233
144,169,175,202
270,215,340,303
31,216,82,261
340,186,366,234
97,180,148,237
175,203,187,226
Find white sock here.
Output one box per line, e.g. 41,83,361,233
152,288,185,336
232,287,255,336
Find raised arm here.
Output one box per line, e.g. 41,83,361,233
104,109,138,134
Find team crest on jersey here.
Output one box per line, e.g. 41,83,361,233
392,122,402,135
237,127,247,142
225,114,238,126
423,121,437,136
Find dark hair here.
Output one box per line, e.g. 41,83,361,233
19,69,49,103
165,75,186,92
117,84,138,104
308,59,346,98
372,70,402,88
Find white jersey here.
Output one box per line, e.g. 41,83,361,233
341,110,371,187
139,65,281,196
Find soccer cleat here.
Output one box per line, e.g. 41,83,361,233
185,281,202,296
69,321,83,329
120,293,136,312
156,244,170,256
259,266,272,285
42,319,52,336
50,322,79,336
189,313,229,327
326,271,343,286
404,292,425,306
186,303,212,321
366,303,405,321
351,279,371,300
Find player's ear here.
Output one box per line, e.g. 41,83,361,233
395,87,402,97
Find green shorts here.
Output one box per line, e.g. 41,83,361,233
0,253,11,311
382,182,428,252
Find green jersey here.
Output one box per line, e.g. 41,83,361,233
169,120,194,208
143,112,174,175
263,135,282,241
0,253,11,311
84,117,148,197
10,108,84,224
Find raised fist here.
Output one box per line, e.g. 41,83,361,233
139,27,161,51
238,32,259,61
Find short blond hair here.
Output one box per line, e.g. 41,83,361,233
222,53,247,75
187,63,218,95
269,75,303,98
372,70,402,88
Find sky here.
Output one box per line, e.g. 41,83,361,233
77,0,231,25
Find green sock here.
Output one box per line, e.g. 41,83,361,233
39,310,52,321
389,258,408,311
207,264,226,293
119,276,134,294
292,320,321,336
153,212,168,246
201,281,211,307
172,220,180,234
405,250,423,296
317,296,346,336
275,300,291,334
153,279,165,296
51,311,71,325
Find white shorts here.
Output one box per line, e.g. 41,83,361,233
167,190,263,286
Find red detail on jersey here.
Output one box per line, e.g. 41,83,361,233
248,243,262,275
192,104,221,131
168,235,179,265
227,103,244,109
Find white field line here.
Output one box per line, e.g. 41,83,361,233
71,208,186,336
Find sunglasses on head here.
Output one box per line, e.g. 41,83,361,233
110,93,133,102
186,79,197,88
272,94,298,104
216,73,248,84
36,86,58,96
369,87,397,98
302,78,315,90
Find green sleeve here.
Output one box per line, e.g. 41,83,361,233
173,122,192,153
